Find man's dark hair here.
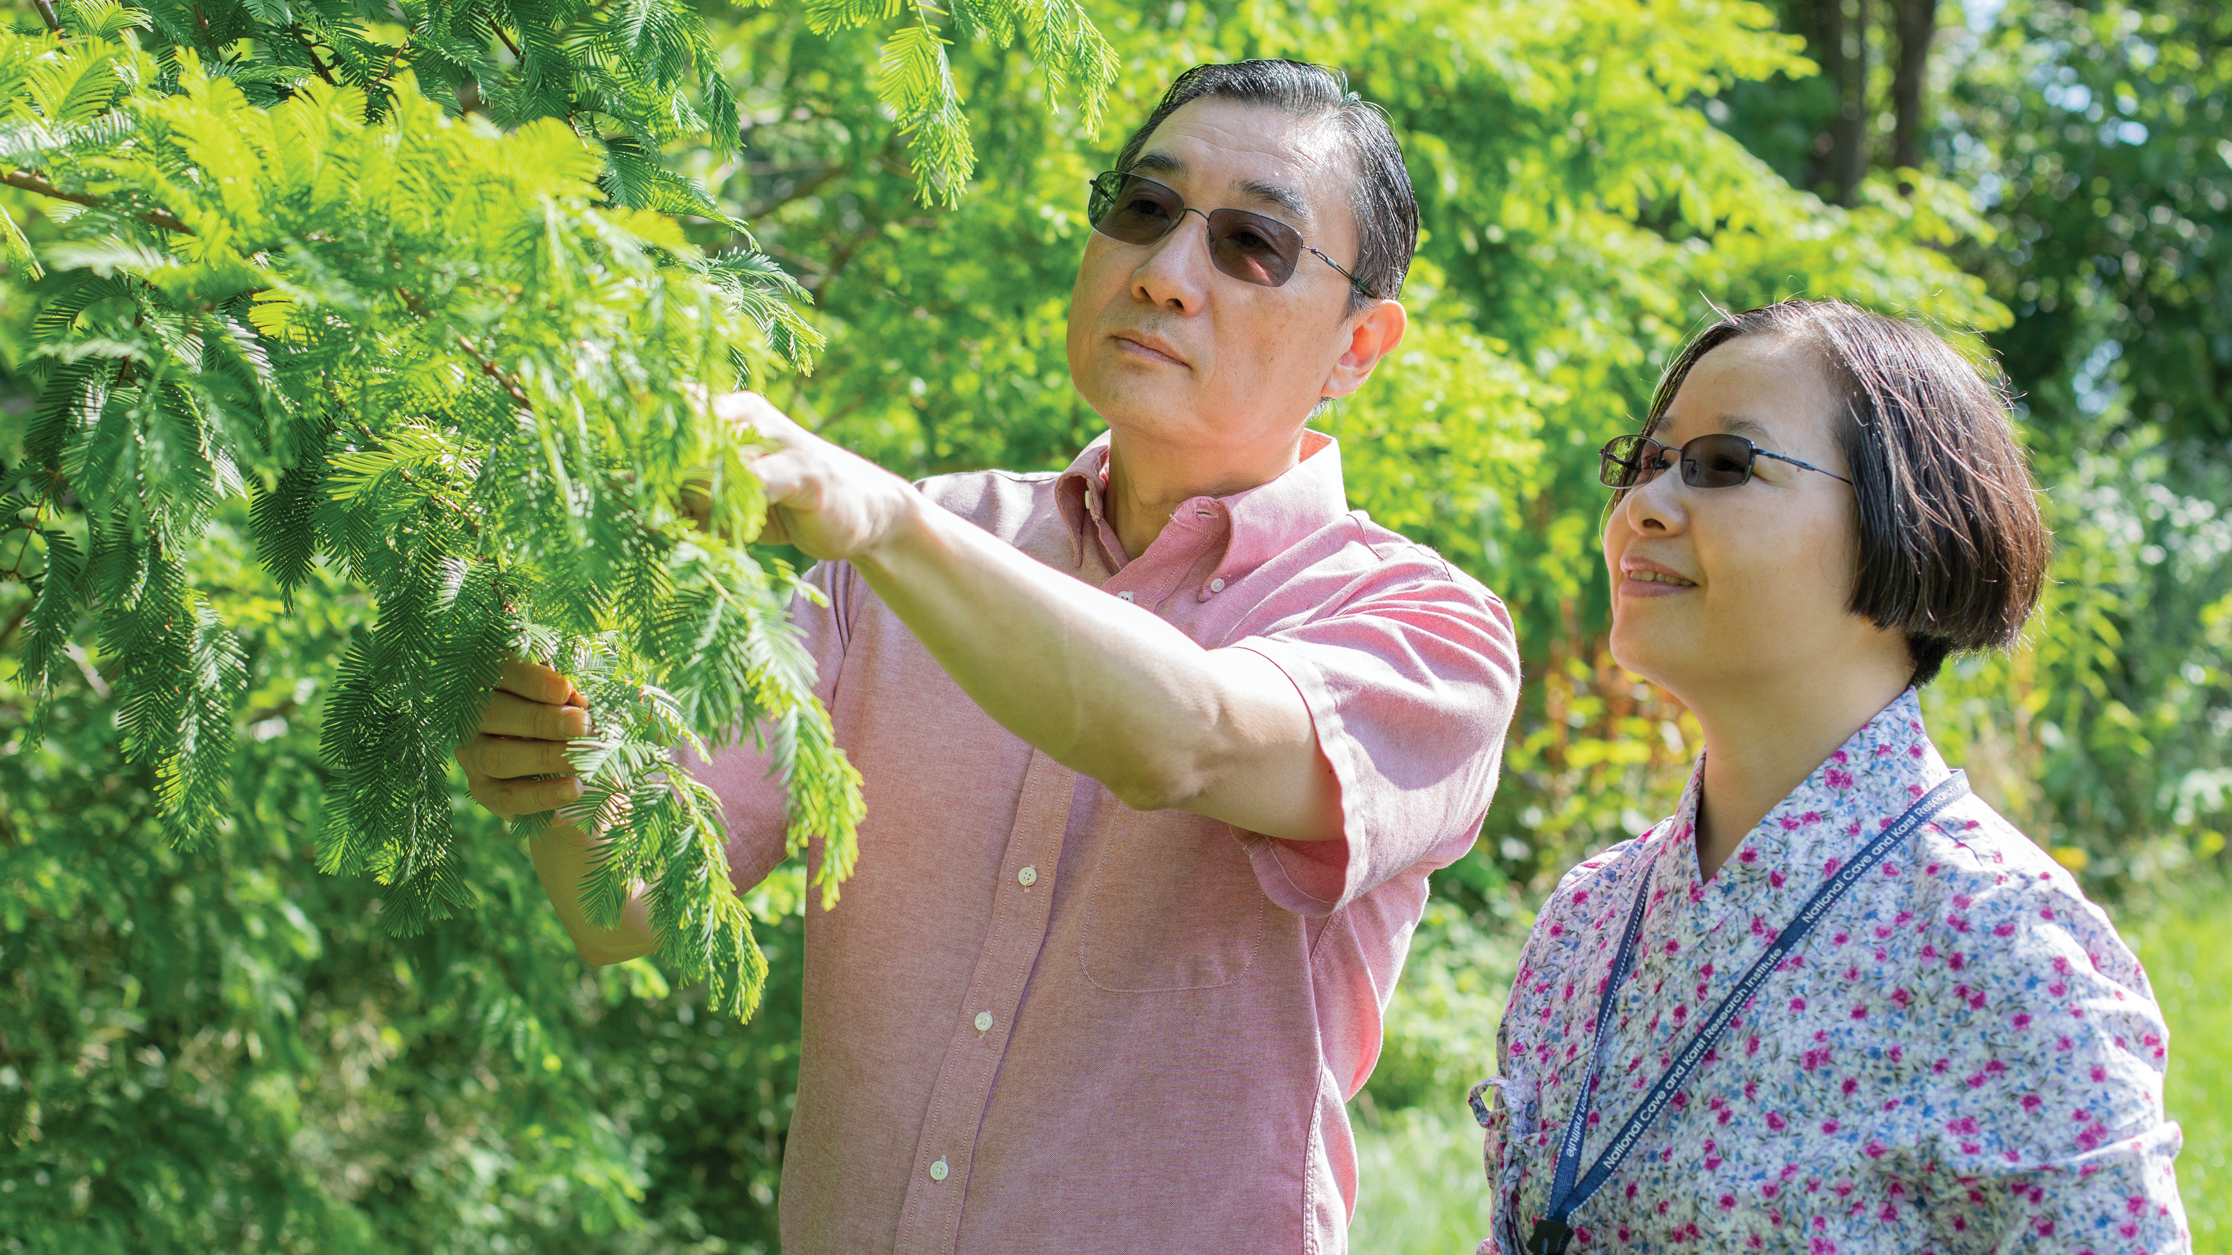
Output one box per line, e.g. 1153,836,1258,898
1113,60,1418,312
1636,298,2052,686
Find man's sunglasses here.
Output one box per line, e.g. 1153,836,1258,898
1087,171,1371,295
1598,432,1853,490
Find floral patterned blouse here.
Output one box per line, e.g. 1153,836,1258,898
1480,690,2188,1254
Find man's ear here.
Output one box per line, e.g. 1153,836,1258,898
1320,298,1409,401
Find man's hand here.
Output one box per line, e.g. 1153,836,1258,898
699,392,923,562
456,659,590,819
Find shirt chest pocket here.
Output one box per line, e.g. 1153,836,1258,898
1079,816,1270,993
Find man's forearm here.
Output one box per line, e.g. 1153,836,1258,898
530,819,658,965
849,490,1341,841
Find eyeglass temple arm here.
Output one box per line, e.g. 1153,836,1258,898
1306,245,1374,297
1753,448,1853,485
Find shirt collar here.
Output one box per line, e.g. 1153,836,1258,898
1668,688,1950,914
1053,430,1351,589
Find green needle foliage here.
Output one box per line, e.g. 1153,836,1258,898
0,0,1112,1020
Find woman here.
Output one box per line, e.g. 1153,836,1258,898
1476,299,2187,1254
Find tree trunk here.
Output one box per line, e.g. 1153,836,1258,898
1830,0,1871,206
1890,0,1938,190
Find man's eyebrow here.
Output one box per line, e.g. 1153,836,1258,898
1718,415,1774,441
1123,152,1312,225
1236,178,1311,225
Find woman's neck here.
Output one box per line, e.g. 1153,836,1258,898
1689,668,1912,882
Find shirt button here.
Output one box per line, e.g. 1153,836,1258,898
1115,590,1135,603
1017,865,1038,887
1208,578,1226,593
929,1159,948,1182
974,1011,993,1032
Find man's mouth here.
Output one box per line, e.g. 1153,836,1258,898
1111,333,1188,367
1628,570,1696,587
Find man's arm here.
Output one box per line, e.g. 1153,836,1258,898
456,660,656,963
722,392,1345,843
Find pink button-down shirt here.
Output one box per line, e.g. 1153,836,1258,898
694,431,1520,1254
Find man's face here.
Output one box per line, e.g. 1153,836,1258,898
1066,98,1367,454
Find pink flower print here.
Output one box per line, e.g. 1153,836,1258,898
1826,768,1855,789
1789,997,1808,1013
1993,921,2016,937
1843,964,1861,981
1781,816,1803,831
1770,871,1787,888
1547,923,1564,938
1891,988,1912,1009
1880,861,1900,877
1762,1182,1781,1200
1832,931,1850,946
1572,890,1588,905
1932,1058,1951,1075
1720,1194,1737,1210
1822,857,1842,876
2092,1064,2109,1082
1820,1120,1840,1135
1947,913,1971,933
1767,1112,1788,1132
1949,952,1968,971
1887,1046,1903,1063
2013,1012,2033,1030
1920,943,1939,961
1746,1036,1761,1057
1743,1079,1758,1100
1810,1236,1838,1254
1752,916,1770,937
1878,1200,1899,1221
2057,1036,2075,1051
1801,1047,1831,1070
1864,1140,1889,1160
2021,1094,2043,1112
1841,1077,1859,1096
1738,848,1760,865
1947,1116,1981,1135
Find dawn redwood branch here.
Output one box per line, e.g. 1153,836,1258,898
32,0,61,34
3,170,193,234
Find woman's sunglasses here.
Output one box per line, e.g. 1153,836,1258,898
1599,432,1853,490
1087,171,1371,295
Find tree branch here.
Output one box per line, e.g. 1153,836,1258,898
288,24,340,86
31,0,62,34
2,170,193,235
493,20,523,61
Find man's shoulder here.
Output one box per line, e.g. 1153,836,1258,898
915,467,1065,539
1325,510,1505,608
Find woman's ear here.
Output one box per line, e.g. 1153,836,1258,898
1320,298,1408,400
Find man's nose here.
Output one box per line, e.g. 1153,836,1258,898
1131,211,1215,312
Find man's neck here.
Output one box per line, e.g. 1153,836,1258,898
1689,666,1911,882
1102,426,1308,560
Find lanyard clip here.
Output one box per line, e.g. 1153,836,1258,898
1467,1076,1505,1128
1525,1218,1574,1255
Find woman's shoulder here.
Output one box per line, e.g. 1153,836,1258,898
1898,789,2152,998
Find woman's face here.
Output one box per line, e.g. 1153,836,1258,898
1603,334,1902,705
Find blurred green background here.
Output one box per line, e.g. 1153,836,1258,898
3,0,2227,1249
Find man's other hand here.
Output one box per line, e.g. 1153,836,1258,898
456,659,590,819
703,391,921,562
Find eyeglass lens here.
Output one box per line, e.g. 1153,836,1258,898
1088,172,1305,288
1599,433,1758,490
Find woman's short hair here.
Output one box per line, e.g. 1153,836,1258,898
1638,298,2052,686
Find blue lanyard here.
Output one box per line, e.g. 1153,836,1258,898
1523,772,1970,1255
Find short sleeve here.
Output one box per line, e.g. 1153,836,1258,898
684,559,851,893
1902,863,2188,1252
1227,565,1520,915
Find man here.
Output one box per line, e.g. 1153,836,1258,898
460,60,1520,1253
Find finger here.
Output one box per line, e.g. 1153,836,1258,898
457,732,578,780
470,773,584,821
497,657,576,705
711,390,804,445
747,446,814,509
479,690,589,741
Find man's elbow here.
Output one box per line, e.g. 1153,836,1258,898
1104,753,1212,814
571,932,656,967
